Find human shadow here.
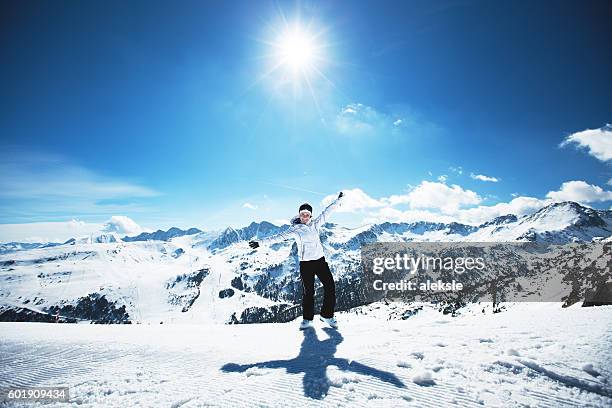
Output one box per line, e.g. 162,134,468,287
220,327,405,399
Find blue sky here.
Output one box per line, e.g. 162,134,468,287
1,0,611,241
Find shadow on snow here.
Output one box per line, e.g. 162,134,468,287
221,327,405,399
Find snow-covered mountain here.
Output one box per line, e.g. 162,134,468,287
122,227,202,242
208,221,289,252
0,240,67,255
469,201,612,243
76,233,122,244
0,227,203,254
0,201,610,325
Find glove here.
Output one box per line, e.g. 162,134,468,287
338,191,344,199
248,240,259,249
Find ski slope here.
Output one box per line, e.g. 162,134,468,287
1,302,610,407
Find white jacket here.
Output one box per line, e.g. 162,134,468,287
258,196,343,261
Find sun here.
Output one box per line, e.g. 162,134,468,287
244,16,339,120
276,26,318,74
256,20,331,87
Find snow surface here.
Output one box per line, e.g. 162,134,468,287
0,238,280,325
1,302,611,407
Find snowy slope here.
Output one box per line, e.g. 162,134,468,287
0,238,272,325
1,201,611,325
0,303,610,407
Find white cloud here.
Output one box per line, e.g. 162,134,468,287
102,215,147,236
0,215,152,243
352,193,550,227
402,181,482,213
322,183,482,223
454,196,549,225
295,179,612,229
0,161,160,200
335,103,378,135
437,175,448,183
449,166,463,175
470,173,500,182
0,219,103,243
363,207,457,225
243,202,258,210
321,188,385,212
316,179,612,227
380,192,412,207
361,197,550,226
546,180,612,203
360,180,612,226
560,124,612,161
334,103,439,137
0,149,161,222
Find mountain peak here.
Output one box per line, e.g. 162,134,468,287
122,227,202,242
521,201,607,231
478,214,518,229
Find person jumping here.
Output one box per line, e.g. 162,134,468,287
248,191,345,330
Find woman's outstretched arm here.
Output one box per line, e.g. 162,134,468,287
313,191,344,230
248,222,299,249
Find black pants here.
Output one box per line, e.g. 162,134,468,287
300,256,335,320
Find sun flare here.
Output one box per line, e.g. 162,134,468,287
261,21,331,86
277,27,317,73
248,17,338,118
